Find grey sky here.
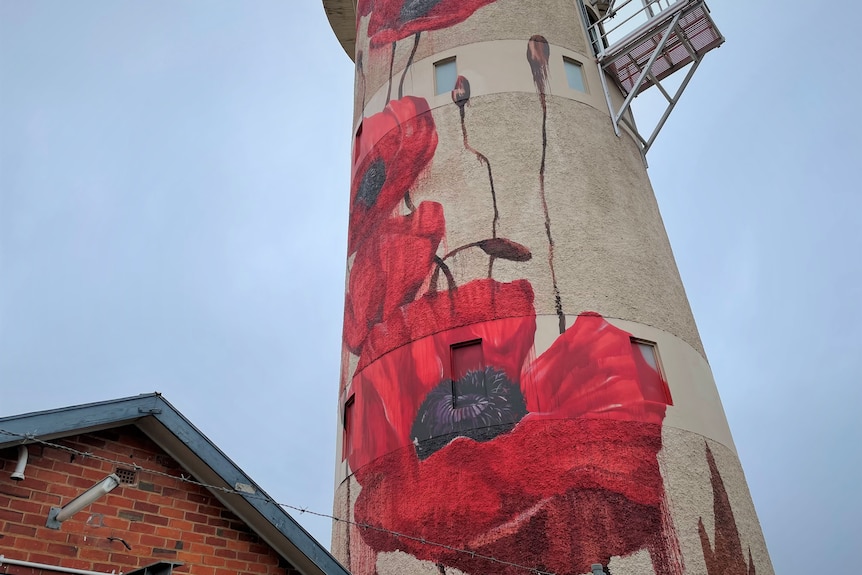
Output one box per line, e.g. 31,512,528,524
1,2,859,574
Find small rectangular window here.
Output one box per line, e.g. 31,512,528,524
564,58,586,92
631,339,672,405
434,57,457,95
452,340,483,380
352,121,363,165
342,395,355,460
451,340,483,405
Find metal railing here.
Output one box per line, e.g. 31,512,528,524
587,0,680,57
578,0,724,156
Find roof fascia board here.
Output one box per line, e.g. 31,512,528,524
0,394,162,446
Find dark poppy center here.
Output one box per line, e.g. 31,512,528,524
355,158,386,209
411,368,528,460
399,0,445,23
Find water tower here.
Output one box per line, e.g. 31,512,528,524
321,1,773,573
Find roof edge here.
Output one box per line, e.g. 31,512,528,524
322,0,357,60
0,393,161,442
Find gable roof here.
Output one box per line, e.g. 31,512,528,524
0,393,350,575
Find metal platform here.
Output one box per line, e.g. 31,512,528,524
580,0,724,155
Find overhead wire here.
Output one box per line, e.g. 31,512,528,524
0,427,556,575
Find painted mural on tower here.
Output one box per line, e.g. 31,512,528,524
336,2,766,574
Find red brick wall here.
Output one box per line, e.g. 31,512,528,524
0,426,299,575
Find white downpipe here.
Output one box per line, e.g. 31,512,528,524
0,555,116,575
11,445,28,481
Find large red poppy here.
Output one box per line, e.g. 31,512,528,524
348,312,670,574
346,278,536,470
359,0,499,47
349,96,437,255
343,201,446,355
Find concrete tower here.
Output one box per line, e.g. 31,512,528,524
322,1,773,574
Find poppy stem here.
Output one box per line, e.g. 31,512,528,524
528,36,565,333
432,255,457,293
459,106,499,239
442,242,481,261
398,32,421,100
537,92,565,334
404,190,416,213
385,41,395,104
458,105,499,277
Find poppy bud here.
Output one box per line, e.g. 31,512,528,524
476,238,532,262
451,75,471,108
527,35,550,94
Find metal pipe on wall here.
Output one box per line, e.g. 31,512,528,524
0,555,117,575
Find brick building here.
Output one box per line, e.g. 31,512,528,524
0,394,349,575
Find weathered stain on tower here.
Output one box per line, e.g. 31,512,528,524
322,1,773,574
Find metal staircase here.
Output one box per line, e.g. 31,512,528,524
578,0,724,155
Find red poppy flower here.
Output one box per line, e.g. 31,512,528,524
343,201,446,355
348,312,670,573
361,0,499,47
350,96,437,255
345,278,536,471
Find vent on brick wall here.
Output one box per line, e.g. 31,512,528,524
115,467,138,484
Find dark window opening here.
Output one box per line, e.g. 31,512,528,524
342,395,355,461
451,340,484,405
352,122,363,166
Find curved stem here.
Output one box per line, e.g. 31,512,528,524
433,255,457,293
459,107,499,239
398,32,421,100
404,190,416,213
459,105,499,278
385,41,395,104
441,241,480,261
537,93,565,334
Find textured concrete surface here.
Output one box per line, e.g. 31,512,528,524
334,2,772,573
659,429,775,575
407,91,705,355
356,0,587,97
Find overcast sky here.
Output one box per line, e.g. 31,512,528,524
1,2,860,574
